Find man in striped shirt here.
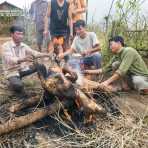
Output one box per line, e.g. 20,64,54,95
1,25,49,94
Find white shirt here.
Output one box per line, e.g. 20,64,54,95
71,32,100,55
1,40,42,78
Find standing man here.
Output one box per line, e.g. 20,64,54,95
1,25,49,94
44,0,73,56
70,0,87,35
59,20,102,69
29,0,48,51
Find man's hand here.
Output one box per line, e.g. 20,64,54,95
18,56,33,64
51,66,62,73
72,10,77,16
83,69,103,74
100,80,110,87
43,30,49,37
100,73,120,91
81,50,90,57
58,53,65,59
100,80,114,92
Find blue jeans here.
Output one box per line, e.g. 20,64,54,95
82,53,102,69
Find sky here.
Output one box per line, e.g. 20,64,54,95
0,0,148,23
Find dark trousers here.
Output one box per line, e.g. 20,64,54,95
8,66,37,93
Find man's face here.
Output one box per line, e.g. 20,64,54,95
109,41,121,53
11,31,24,44
75,26,86,37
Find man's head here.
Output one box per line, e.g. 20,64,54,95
109,36,125,53
10,25,25,45
74,20,86,38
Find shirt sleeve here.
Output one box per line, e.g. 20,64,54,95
2,44,18,64
71,37,77,51
116,50,135,76
102,56,116,73
90,32,100,47
24,44,43,57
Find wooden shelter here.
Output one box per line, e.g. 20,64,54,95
0,1,24,35
0,1,23,17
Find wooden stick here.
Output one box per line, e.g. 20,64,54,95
76,89,106,113
8,96,42,113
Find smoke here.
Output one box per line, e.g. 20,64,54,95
67,56,84,85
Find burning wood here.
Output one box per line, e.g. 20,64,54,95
0,62,121,135
35,63,106,113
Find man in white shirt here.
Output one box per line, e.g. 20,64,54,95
1,25,49,93
59,20,102,69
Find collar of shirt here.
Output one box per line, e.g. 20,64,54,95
117,47,124,55
78,32,88,40
10,40,25,48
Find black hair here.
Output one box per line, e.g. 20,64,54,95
109,36,125,46
74,20,86,28
10,25,25,34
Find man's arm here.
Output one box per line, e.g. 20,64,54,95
58,48,75,59
81,44,101,56
76,0,87,14
101,49,135,87
25,44,50,59
58,36,77,59
44,1,51,35
101,73,120,86
2,50,31,64
84,56,116,74
2,44,20,64
68,1,73,37
83,68,103,74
